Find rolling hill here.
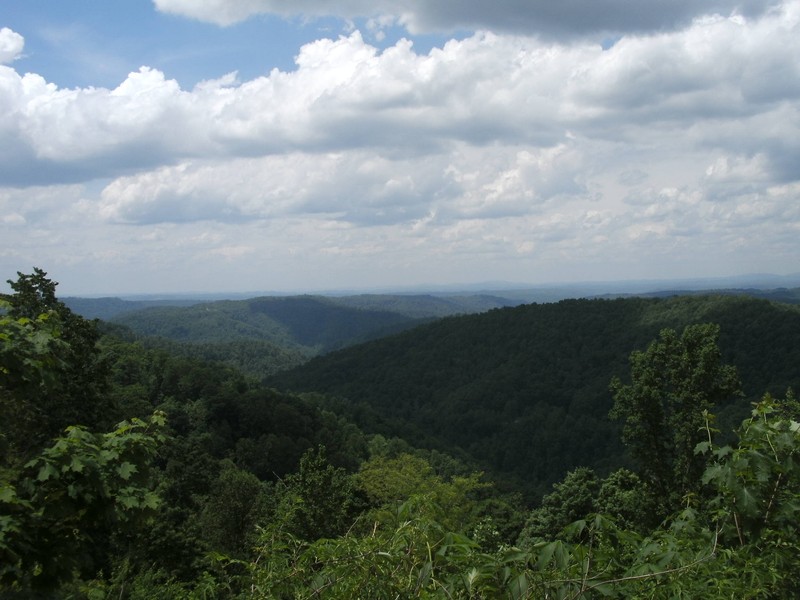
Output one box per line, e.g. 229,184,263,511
109,295,421,353
65,293,520,380
267,294,800,499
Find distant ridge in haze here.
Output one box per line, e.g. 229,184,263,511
63,272,800,306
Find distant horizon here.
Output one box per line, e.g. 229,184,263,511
49,271,800,301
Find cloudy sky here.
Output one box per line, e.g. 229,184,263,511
1,1,799,295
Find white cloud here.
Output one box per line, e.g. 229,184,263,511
3,2,800,292
0,28,24,64
4,6,798,190
95,141,594,227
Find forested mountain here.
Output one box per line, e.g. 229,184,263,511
66,287,800,384
269,295,800,499
329,293,519,318
63,296,203,320
103,294,522,379
65,284,800,324
66,292,519,323
110,295,422,353
4,270,800,597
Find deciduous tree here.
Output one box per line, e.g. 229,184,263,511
610,323,741,513
1,269,114,453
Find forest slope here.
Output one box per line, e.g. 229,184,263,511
269,295,800,498
110,295,423,354
66,292,518,323
103,294,522,378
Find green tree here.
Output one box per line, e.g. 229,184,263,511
517,467,600,545
247,496,474,599
610,323,741,513
274,446,360,541
0,413,166,593
595,467,655,532
1,271,168,594
517,467,656,548
699,392,800,596
0,300,67,466
200,461,271,556
355,453,486,533
1,269,114,455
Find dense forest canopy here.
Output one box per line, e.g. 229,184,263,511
2,269,799,598
64,293,521,323
269,294,800,498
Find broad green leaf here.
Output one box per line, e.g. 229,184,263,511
117,462,137,480
116,495,140,509
142,492,160,510
0,484,17,503
591,582,616,597
715,445,733,458
37,462,58,482
501,549,532,564
535,541,557,569
100,449,118,462
416,560,432,587
734,485,760,515
694,441,711,455
509,573,528,600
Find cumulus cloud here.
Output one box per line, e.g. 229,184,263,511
3,5,799,191
0,28,24,64
3,2,800,292
152,0,783,38
96,142,591,227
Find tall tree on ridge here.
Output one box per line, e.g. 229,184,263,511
1,268,114,457
610,323,741,514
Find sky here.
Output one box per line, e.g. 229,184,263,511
1,1,799,295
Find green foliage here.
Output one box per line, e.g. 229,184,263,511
595,468,655,532
701,394,800,552
0,300,67,465
155,337,309,380
518,467,600,545
356,453,438,504
356,453,487,533
0,413,166,592
199,462,272,557
610,323,742,514
271,296,800,500
248,496,478,599
0,299,64,389
518,467,656,549
237,397,800,598
240,454,495,597
1,269,115,460
273,446,362,542
111,295,420,354
132,435,219,582
5,270,800,597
